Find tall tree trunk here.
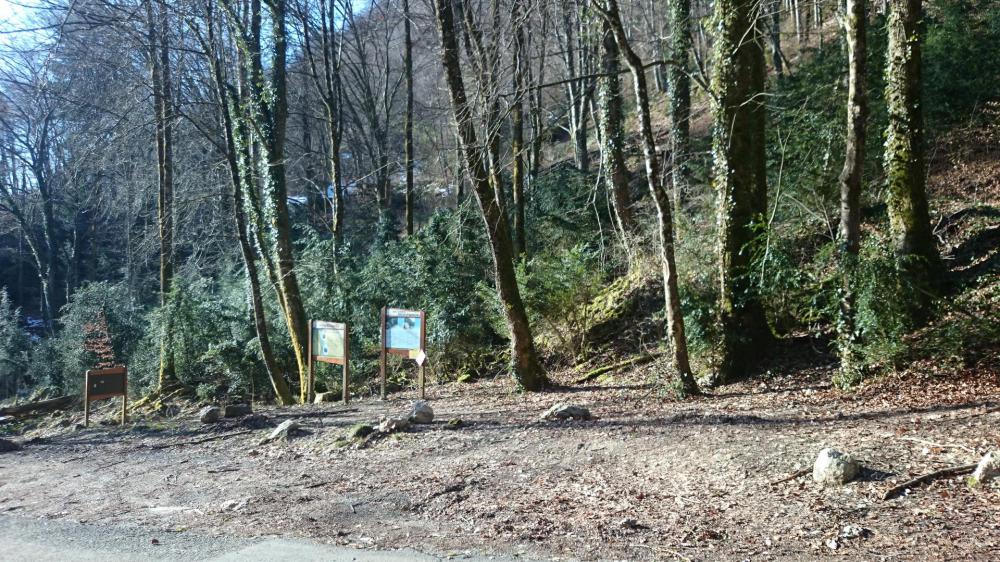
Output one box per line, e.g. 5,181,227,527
884,0,940,318
667,0,692,205
597,0,699,395
770,0,784,77
837,0,867,384
146,0,176,390
711,0,772,383
511,0,528,258
434,0,548,391
403,0,415,236
597,19,634,236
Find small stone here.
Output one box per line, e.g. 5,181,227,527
264,419,301,443
813,448,861,486
313,392,339,404
0,438,21,453
826,538,839,551
224,404,252,418
968,451,1000,487
443,418,464,430
199,406,221,424
346,423,375,440
220,498,249,511
542,403,592,421
378,416,410,433
409,401,434,424
840,524,868,539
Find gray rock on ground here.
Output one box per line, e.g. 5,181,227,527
542,403,593,421
223,404,252,418
378,416,410,433
409,401,434,424
0,438,21,453
199,406,221,424
263,419,301,443
813,448,861,486
968,451,1000,487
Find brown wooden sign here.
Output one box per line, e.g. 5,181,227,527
308,320,350,404
379,307,427,400
84,367,128,427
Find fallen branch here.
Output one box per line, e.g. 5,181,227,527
881,463,978,500
0,395,75,416
573,353,662,385
148,429,255,450
769,468,811,486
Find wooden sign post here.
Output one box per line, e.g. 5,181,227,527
308,320,350,404
380,307,427,400
84,367,128,427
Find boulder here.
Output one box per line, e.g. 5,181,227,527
224,404,252,418
199,406,221,424
263,419,301,443
542,403,593,421
813,448,861,486
409,401,434,424
0,438,21,453
968,451,1000,487
378,416,410,433
314,392,339,404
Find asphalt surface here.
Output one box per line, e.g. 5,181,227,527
0,514,521,561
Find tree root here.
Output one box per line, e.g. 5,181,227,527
573,353,662,385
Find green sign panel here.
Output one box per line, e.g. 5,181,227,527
312,321,346,360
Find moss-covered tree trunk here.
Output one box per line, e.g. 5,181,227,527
145,0,176,390
434,0,548,391
884,0,940,317
597,19,634,237
200,3,294,405
597,0,699,396
711,0,772,383
667,0,692,204
836,0,867,384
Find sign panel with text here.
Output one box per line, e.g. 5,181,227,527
380,307,427,400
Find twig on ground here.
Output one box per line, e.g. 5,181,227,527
768,468,811,486
898,436,978,455
881,463,978,500
148,429,255,450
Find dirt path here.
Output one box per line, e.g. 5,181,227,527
2,365,999,561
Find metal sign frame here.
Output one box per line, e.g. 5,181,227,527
84,367,128,427
307,320,350,404
379,306,427,400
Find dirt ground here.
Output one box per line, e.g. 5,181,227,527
2,356,999,562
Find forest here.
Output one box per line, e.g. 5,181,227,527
0,0,998,559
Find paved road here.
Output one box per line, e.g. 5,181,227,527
0,514,521,561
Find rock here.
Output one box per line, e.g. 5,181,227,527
199,406,221,424
313,392,339,404
263,419,301,443
345,423,375,440
443,418,464,430
542,403,592,421
813,448,861,486
839,524,869,539
378,416,410,433
968,451,1000,487
0,438,21,453
409,401,434,424
224,404,252,418
220,498,249,512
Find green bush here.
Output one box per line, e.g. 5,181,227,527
0,290,31,399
